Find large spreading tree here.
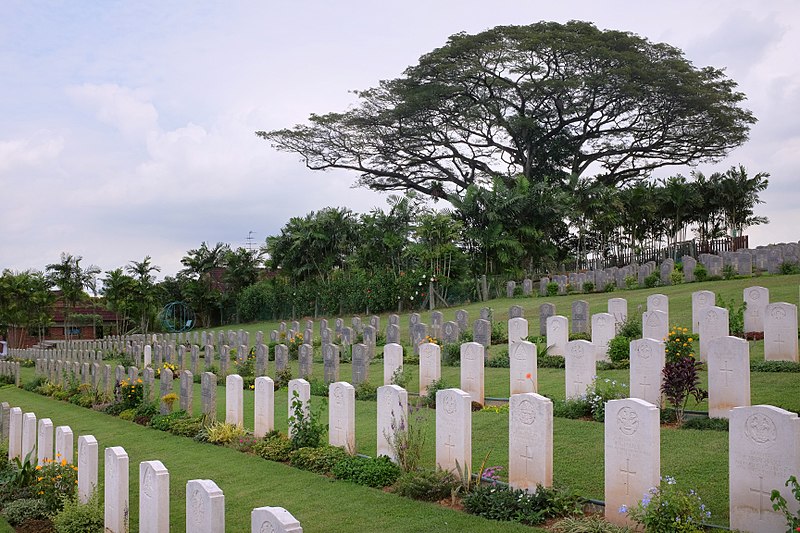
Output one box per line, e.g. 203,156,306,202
258,20,755,201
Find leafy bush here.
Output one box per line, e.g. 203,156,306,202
332,455,401,488
552,398,592,419
308,378,328,397
623,475,710,533
231,434,261,453
288,390,326,449
490,320,507,344
680,417,729,431
115,377,143,409
2,497,49,525
546,282,559,296
770,475,800,531
538,355,566,369
693,263,708,282
624,275,637,289
422,378,449,408
389,366,410,388
253,433,294,462
52,492,104,533
462,484,583,525
384,403,427,473
607,336,631,363
586,377,629,422
34,457,78,513
669,270,684,285
168,416,204,438
604,282,616,293
722,264,736,280
583,281,595,293
22,376,47,392
779,261,800,275
205,422,248,445
617,315,642,339
118,408,137,421
717,295,745,336
751,360,800,372
568,332,591,342
487,349,509,368
355,381,377,401
393,468,458,501
150,411,188,432
274,367,293,390
442,343,460,367
288,445,348,474
552,515,633,532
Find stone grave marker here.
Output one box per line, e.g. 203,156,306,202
254,376,275,438
159,370,173,415
105,446,129,533
744,286,769,333
629,338,665,407
419,342,441,396
383,343,402,386
455,309,468,332
539,302,555,336
377,384,408,462
509,305,524,320
764,302,799,362
55,425,73,464
546,315,568,356
329,382,356,452
509,393,553,490
699,306,730,361
646,293,669,318
255,343,268,376
251,507,303,533
539,277,550,296
37,418,53,465
352,344,369,385
592,312,615,362
21,413,36,459
692,290,716,333
660,258,674,285
509,340,536,395
139,460,169,533
275,344,289,373
480,307,491,320
299,344,313,379
201,372,216,421
571,300,589,334
431,311,443,339
523,278,533,296
219,345,229,376
435,388,472,473
385,324,400,345
363,325,376,359
77,435,97,503
608,298,628,330
322,343,340,384
508,317,528,345
287,379,310,439
185,479,225,533
682,255,697,282
460,342,485,405
225,374,244,427
506,280,516,298
604,398,660,527
729,405,800,532
369,315,380,331
642,310,669,342
473,318,491,359
565,340,595,399
442,321,460,344
708,336,750,419
180,370,193,413
410,323,427,355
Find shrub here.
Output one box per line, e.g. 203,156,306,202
604,282,616,292
546,282,559,296
422,378,449,408
52,492,104,533
253,433,293,462
118,408,136,421
624,275,638,289
274,367,293,390
442,343,461,367
33,456,78,513
332,455,401,488
552,398,592,419
487,349,509,368
384,403,427,473
607,336,631,363
717,295,745,337
693,263,708,282
288,445,348,475
22,376,47,392
623,475,710,533
617,316,642,339
205,422,248,445
389,366,410,388
150,411,188,432
552,516,633,532
586,377,629,422
394,468,458,501
568,332,591,342
490,321,508,344
2,497,49,525
308,378,328,397
462,484,583,525
288,390,326,449
231,434,261,453
538,354,566,368
779,261,800,275
770,475,800,531
355,381,377,401
583,281,595,293
168,416,204,438
722,264,736,280
115,377,144,409
680,417,729,431
662,357,707,426
751,360,800,372
670,270,684,285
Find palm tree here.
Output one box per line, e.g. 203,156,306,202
717,165,770,238
102,268,137,334
46,253,97,344
126,256,161,334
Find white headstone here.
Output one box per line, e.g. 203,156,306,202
604,398,661,527
699,306,730,361
692,290,716,333
509,340,537,395
629,338,665,407
508,317,529,345
764,302,799,362
328,382,356,452
460,342,485,405
377,385,408,463
55,425,74,464
743,286,769,334
435,388,472,473
186,479,225,533
78,435,98,503
383,343,403,386
591,313,615,362
7,407,22,460
144,344,152,368
104,446,129,533
708,336,750,419
608,298,628,330
546,315,568,356
225,374,244,427
646,293,669,317
564,340,595,399
37,418,53,466
287,379,310,438
254,376,275,438
21,412,36,461
251,506,303,533
419,342,441,396
729,405,800,532
508,393,553,491
139,460,169,533
642,310,669,343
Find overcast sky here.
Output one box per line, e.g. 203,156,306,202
2,1,798,280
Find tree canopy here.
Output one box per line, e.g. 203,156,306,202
258,20,755,200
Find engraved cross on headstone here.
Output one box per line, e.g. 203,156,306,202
720,359,734,387
620,457,636,496
521,445,535,476
444,434,456,463
639,374,651,397
573,379,585,397
750,475,772,519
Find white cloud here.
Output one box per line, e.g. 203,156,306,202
66,83,158,139
0,132,63,173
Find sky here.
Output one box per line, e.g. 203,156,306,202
1,1,798,281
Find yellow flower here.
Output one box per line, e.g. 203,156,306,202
35,465,42,470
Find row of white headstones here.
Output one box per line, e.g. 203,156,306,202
1,403,303,533
223,373,799,532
